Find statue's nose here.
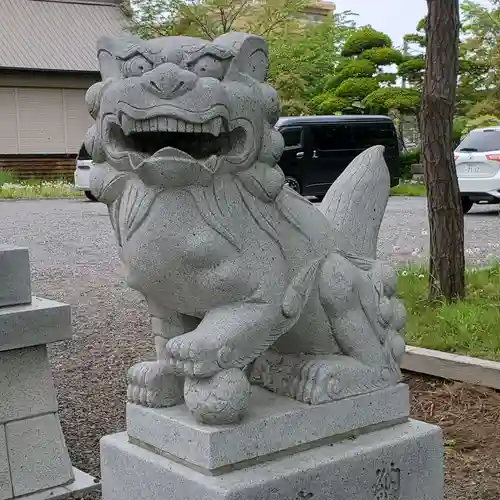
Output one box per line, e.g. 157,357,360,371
144,63,197,98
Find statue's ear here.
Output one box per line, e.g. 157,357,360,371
213,32,268,82
96,35,143,79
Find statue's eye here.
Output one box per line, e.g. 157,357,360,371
191,56,225,80
122,56,153,77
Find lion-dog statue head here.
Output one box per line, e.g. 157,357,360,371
84,32,287,202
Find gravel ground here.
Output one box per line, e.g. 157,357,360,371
1,196,500,499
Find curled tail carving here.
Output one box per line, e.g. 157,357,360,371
318,145,390,260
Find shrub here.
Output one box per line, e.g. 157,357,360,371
360,47,403,66
0,169,17,187
342,27,392,57
399,148,421,179
335,77,379,101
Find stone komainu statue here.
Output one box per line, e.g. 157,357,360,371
84,32,406,425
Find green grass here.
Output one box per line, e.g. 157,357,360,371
0,174,81,199
0,169,17,186
398,263,500,361
390,182,426,197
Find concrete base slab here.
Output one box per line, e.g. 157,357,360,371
16,467,100,500
127,384,409,472
0,297,71,352
101,419,444,500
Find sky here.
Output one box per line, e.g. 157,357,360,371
333,0,493,48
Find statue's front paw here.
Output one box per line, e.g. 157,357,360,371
166,333,224,378
127,361,184,407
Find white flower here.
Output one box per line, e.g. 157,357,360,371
392,246,401,253
401,271,408,276
421,230,428,236
418,274,425,279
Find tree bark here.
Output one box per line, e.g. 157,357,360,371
421,0,465,300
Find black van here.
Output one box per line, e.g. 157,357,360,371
276,115,400,199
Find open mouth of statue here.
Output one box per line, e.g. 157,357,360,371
109,115,246,172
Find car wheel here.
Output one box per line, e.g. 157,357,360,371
461,196,473,214
285,176,301,194
84,190,98,202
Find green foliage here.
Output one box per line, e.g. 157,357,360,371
0,180,81,199
398,263,500,360
462,115,500,136
453,116,468,143
400,2,500,118
311,94,349,114
375,73,397,85
466,98,500,119
280,98,311,116
341,26,392,57
399,149,421,179
363,87,420,114
359,47,403,66
403,33,425,46
0,169,17,187
267,14,357,113
335,77,379,101
390,182,426,197
323,59,376,89
397,58,425,85
130,0,314,40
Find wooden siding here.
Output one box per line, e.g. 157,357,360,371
0,86,94,155
0,155,76,180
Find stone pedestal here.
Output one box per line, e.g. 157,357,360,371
0,245,99,500
101,384,444,500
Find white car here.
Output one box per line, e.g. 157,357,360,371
455,127,500,213
74,143,97,201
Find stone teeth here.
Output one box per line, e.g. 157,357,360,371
167,118,178,132
149,117,158,132
129,117,220,134
158,117,168,132
211,117,222,137
122,116,134,136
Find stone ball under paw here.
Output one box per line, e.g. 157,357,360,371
184,368,251,425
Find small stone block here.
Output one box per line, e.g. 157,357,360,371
0,346,58,424
101,420,444,500
6,413,74,497
0,297,71,352
127,384,409,472
0,425,13,500
0,246,31,308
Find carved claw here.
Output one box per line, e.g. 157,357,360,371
127,360,184,407
166,334,225,378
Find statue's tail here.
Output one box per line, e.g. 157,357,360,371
318,145,390,261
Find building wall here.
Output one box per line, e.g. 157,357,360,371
0,71,98,156
0,70,99,179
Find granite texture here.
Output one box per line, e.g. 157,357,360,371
17,468,101,500
101,419,443,500
0,425,12,500
86,31,406,425
6,413,74,497
127,384,409,472
0,345,58,424
0,246,31,308
0,297,71,351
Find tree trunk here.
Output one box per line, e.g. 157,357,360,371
421,0,465,300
